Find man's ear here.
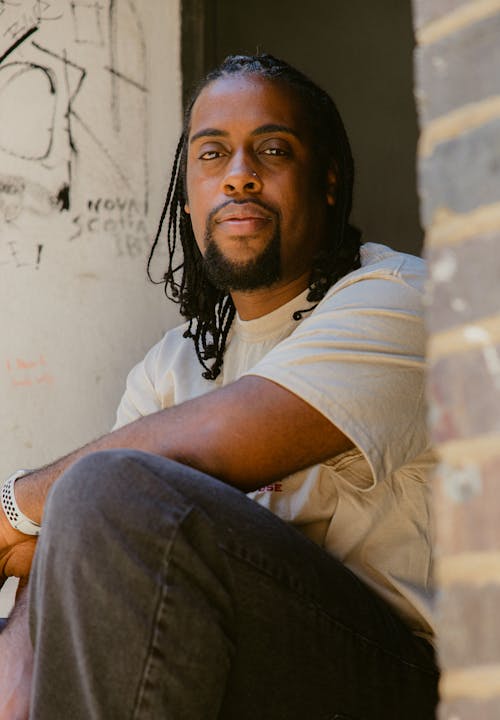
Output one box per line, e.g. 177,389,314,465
326,165,337,206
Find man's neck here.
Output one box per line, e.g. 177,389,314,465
230,271,311,320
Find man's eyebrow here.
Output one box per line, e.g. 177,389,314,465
251,124,300,139
189,128,229,144
189,124,300,144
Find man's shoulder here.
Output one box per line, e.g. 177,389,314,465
159,319,192,344
320,242,427,307
360,241,425,271
359,242,426,287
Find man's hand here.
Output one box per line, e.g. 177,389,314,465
0,519,35,720
0,587,33,720
0,509,37,587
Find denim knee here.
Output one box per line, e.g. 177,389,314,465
44,450,148,537
43,449,194,545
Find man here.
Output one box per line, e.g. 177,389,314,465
0,54,439,718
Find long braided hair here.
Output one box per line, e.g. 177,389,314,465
148,54,362,380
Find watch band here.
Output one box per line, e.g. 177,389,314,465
1,470,41,536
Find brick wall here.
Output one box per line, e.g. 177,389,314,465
413,1,500,717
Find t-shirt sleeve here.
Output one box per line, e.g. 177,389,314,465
244,274,429,487
112,340,168,430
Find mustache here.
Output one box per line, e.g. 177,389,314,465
207,199,280,227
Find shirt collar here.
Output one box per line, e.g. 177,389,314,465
233,287,314,341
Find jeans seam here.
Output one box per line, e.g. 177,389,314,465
222,544,438,679
131,502,194,720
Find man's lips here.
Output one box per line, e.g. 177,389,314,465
214,203,273,224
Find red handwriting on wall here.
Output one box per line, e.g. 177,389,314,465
6,355,54,388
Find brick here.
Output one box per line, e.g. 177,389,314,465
418,118,500,227
439,696,500,720
428,344,500,443
437,583,500,667
415,13,500,124
433,455,500,554
426,232,500,334
412,0,471,30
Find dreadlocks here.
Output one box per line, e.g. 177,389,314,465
147,54,362,380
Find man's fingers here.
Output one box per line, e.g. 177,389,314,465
0,539,36,586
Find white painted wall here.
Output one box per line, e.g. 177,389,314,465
0,1,182,616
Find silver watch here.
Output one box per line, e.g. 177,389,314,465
1,470,41,536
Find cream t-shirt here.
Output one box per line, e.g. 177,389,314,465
114,243,435,640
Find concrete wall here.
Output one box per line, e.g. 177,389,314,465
0,1,182,614
214,0,423,254
413,1,500,717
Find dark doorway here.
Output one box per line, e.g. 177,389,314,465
182,0,422,255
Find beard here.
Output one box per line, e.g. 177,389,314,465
202,227,282,292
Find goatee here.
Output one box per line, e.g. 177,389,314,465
202,229,281,291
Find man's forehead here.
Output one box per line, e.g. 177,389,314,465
188,74,309,140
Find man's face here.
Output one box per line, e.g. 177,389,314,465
185,74,334,293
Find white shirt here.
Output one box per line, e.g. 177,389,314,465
114,243,435,640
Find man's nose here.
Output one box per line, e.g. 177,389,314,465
222,152,262,195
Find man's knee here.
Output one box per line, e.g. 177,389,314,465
43,449,176,537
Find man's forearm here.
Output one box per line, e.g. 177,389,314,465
13,393,220,524
13,386,240,524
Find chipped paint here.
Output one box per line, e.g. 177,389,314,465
451,298,468,313
442,462,482,503
431,250,457,283
463,325,492,345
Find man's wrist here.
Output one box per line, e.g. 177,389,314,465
1,472,41,537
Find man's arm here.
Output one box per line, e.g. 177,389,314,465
2,374,352,582
16,374,352,523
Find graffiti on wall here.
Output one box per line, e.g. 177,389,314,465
0,0,151,269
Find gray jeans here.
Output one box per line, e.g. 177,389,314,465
29,450,438,719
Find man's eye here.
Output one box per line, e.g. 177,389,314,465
199,150,223,160
262,147,287,156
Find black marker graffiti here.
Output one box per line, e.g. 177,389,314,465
0,0,153,269
0,39,84,222
1,1,63,41
0,62,57,161
70,1,104,46
109,0,149,214
69,195,151,259
0,23,37,63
